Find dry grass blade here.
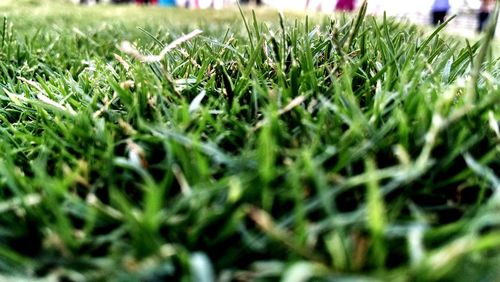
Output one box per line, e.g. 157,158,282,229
119,29,203,63
254,95,305,130
246,205,324,262
114,53,130,71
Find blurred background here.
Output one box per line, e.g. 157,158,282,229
1,0,498,37
67,0,498,37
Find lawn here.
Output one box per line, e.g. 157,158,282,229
0,0,499,281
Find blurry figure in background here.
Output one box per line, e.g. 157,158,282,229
478,0,495,32
335,0,355,12
159,0,176,6
174,0,224,9
240,0,262,6
136,0,158,4
431,0,450,25
305,0,323,12
80,0,100,4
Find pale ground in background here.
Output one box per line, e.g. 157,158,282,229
273,0,500,38
9,0,500,39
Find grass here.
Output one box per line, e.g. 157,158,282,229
0,0,499,281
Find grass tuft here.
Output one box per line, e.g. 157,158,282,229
0,1,499,281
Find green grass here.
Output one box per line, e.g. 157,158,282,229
0,1,499,281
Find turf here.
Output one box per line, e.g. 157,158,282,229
0,1,499,281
